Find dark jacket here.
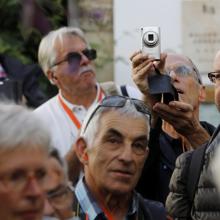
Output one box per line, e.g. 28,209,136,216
73,192,166,220
0,54,48,107
136,119,215,204
166,125,220,220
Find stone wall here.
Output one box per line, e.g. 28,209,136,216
68,0,114,82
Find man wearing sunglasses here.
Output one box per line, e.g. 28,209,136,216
130,52,215,204
34,27,140,162
73,95,166,219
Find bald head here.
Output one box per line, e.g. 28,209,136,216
165,53,192,68
165,53,202,84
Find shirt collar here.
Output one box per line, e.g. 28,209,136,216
75,177,138,220
58,83,104,111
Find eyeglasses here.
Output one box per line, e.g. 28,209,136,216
0,169,47,192
166,65,202,84
50,48,97,70
82,95,151,135
47,183,74,209
208,71,220,83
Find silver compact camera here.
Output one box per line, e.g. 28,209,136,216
141,26,160,60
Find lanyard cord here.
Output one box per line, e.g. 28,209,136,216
100,204,115,220
58,95,81,129
58,89,104,129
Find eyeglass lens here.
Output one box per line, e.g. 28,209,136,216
0,169,47,192
167,65,195,77
47,185,74,208
67,49,96,73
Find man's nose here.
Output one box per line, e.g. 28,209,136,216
169,70,179,82
118,144,133,162
80,53,90,65
24,177,44,197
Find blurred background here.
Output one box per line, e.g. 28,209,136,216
0,0,219,125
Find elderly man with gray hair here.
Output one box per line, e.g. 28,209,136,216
73,95,166,219
0,102,51,220
34,26,140,161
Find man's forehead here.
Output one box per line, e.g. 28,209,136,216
98,110,148,134
165,54,192,68
55,34,86,53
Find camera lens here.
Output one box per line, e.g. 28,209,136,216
143,31,159,47
148,34,154,41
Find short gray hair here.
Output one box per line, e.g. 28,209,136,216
80,100,150,147
0,102,51,152
38,26,88,75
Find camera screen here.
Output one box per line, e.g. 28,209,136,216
148,34,154,41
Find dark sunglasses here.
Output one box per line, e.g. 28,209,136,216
82,95,151,134
50,48,97,69
208,71,220,83
166,65,202,84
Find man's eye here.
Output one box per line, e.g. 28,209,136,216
9,170,25,182
35,169,47,181
133,141,147,151
107,137,121,144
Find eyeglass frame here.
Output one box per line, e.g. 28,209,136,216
50,48,97,68
208,71,220,83
81,95,151,137
165,65,202,84
0,169,47,192
46,182,75,208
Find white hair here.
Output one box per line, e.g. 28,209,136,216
38,26,89,76
0,102,51,152
80,100,150,147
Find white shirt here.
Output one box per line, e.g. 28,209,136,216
34,83,141,156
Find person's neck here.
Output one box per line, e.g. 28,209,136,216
85,178,131,220
60,86,97,109
98,191,131,220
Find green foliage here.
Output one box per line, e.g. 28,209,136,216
0,0,67,97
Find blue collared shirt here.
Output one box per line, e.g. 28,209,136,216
75,177,138,220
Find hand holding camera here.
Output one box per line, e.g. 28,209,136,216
141,26,178,104
141,26,161,60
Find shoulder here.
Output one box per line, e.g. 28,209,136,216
137,194,166,220
200,121,216,136
34,96,58,115
121,84,142,99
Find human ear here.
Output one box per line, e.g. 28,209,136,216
199,85,206,102
47,69,57,85
75,137,89,165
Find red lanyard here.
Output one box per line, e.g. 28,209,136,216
100,205,115,220
58,89,104,129
85,206,115,220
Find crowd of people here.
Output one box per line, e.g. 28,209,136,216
0,26,220,220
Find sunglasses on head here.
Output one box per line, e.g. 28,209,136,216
82,95,151,135
50,48,97,69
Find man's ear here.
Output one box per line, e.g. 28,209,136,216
199,85,206,102
47,69,57,85
145,147,149,159
75,137,89,165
